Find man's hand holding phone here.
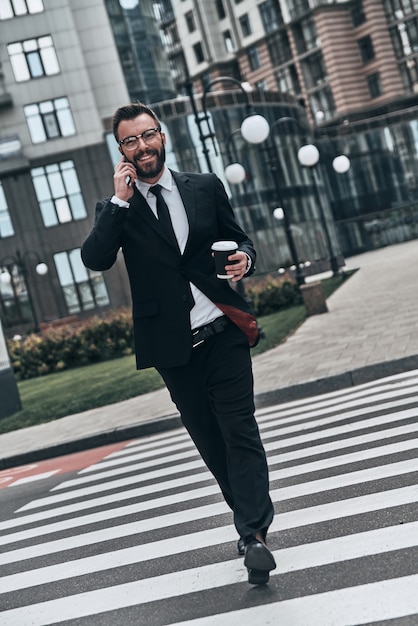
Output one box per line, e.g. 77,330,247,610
113,157,136,202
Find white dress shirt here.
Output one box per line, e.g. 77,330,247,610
111,167,223,330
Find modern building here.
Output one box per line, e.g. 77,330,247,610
1,0,418,337
158,0,418,255
0,0,134,336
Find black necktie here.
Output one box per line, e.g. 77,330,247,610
149,184,179,252
149,184,195,310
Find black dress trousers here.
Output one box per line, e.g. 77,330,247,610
157,321,274,541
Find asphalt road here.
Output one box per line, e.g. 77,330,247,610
1,369,418,625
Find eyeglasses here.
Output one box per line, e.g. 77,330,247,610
119,127,161,150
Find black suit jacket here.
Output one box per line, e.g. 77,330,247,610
81,170,258,369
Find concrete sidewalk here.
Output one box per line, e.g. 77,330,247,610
2,240,418,469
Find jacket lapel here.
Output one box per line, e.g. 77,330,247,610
172,171,195,253
129,186,180,252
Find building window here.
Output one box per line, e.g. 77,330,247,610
367,72,382,98
292,16,318,54
7,35,59,82
31,161,87,228
399,56,418,92
0,0,43,19
193,42,205,64
259,0,283,34
0,182,14,238
310,86,335,119
358,35,375,63
24,97,76,144
276,65,301,94
223,30,235,52
394,18,418,57
384,0,418,19
351,0,366,27
215,0,226,19
268,31,292,65
248,46,261,70
54,249,109,314
255,79,269,91
302,52,327,88
185,10,196,33
239,14,252,37
287,0,310,20
0,263,30,327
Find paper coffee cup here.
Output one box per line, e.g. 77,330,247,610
211,241,238,279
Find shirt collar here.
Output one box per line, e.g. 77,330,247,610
136,166,173,196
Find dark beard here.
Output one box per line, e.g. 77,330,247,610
130,144,166,180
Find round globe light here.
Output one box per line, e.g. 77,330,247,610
315,110,325,123
298,143,320,167
225,163,246,185
332,154,351,173
241,114,270,144
119,0,139,8
36,262,48,276
273,207,285,221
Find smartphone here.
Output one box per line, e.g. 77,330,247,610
123,157,132,186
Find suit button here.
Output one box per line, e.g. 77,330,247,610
182,295,188,301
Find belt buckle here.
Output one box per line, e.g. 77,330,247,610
192,328,205,348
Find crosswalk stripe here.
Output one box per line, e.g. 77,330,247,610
1,481,417,566
50,417,418,491
21,406,417,510
1,420,414,533
1,517,417,595
1,370,417,624
1,451,417,548
171,574,418,626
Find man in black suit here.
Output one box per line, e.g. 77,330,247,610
81,102,275,585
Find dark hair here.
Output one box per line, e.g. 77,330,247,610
112,102,161,141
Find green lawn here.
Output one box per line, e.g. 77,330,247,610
0,273,350,435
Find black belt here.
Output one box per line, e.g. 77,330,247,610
192,316,230,348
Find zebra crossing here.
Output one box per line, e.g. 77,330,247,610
0,369,418,625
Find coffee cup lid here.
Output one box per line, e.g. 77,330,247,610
211,240,238,251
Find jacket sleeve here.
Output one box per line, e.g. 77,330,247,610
81,199,129,271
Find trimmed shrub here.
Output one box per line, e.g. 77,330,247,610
7,309,134,380
246,276,302,316
7,277,302,380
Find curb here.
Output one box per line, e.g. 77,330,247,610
1,354,418,470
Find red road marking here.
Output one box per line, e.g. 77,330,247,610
0,441,131,489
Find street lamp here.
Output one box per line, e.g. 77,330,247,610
0,250,48,333
251,114,349,276
0,316,22,418
183,74,270,173
225,115,308,285
297,141,350,275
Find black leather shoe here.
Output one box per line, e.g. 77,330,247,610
237,538,245,556
248,568,270,585
244,540,276,585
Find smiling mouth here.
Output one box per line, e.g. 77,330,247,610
137,153,155,163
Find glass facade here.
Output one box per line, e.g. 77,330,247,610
153,98,342,275
104,0,176,105
321,117,418,256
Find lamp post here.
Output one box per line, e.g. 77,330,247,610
247,114,349,277
0,317,22,418
183,74,270,173
0,250,48,333
225,115,308,285
297,142,350,275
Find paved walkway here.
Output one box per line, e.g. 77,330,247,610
2,240,418,468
